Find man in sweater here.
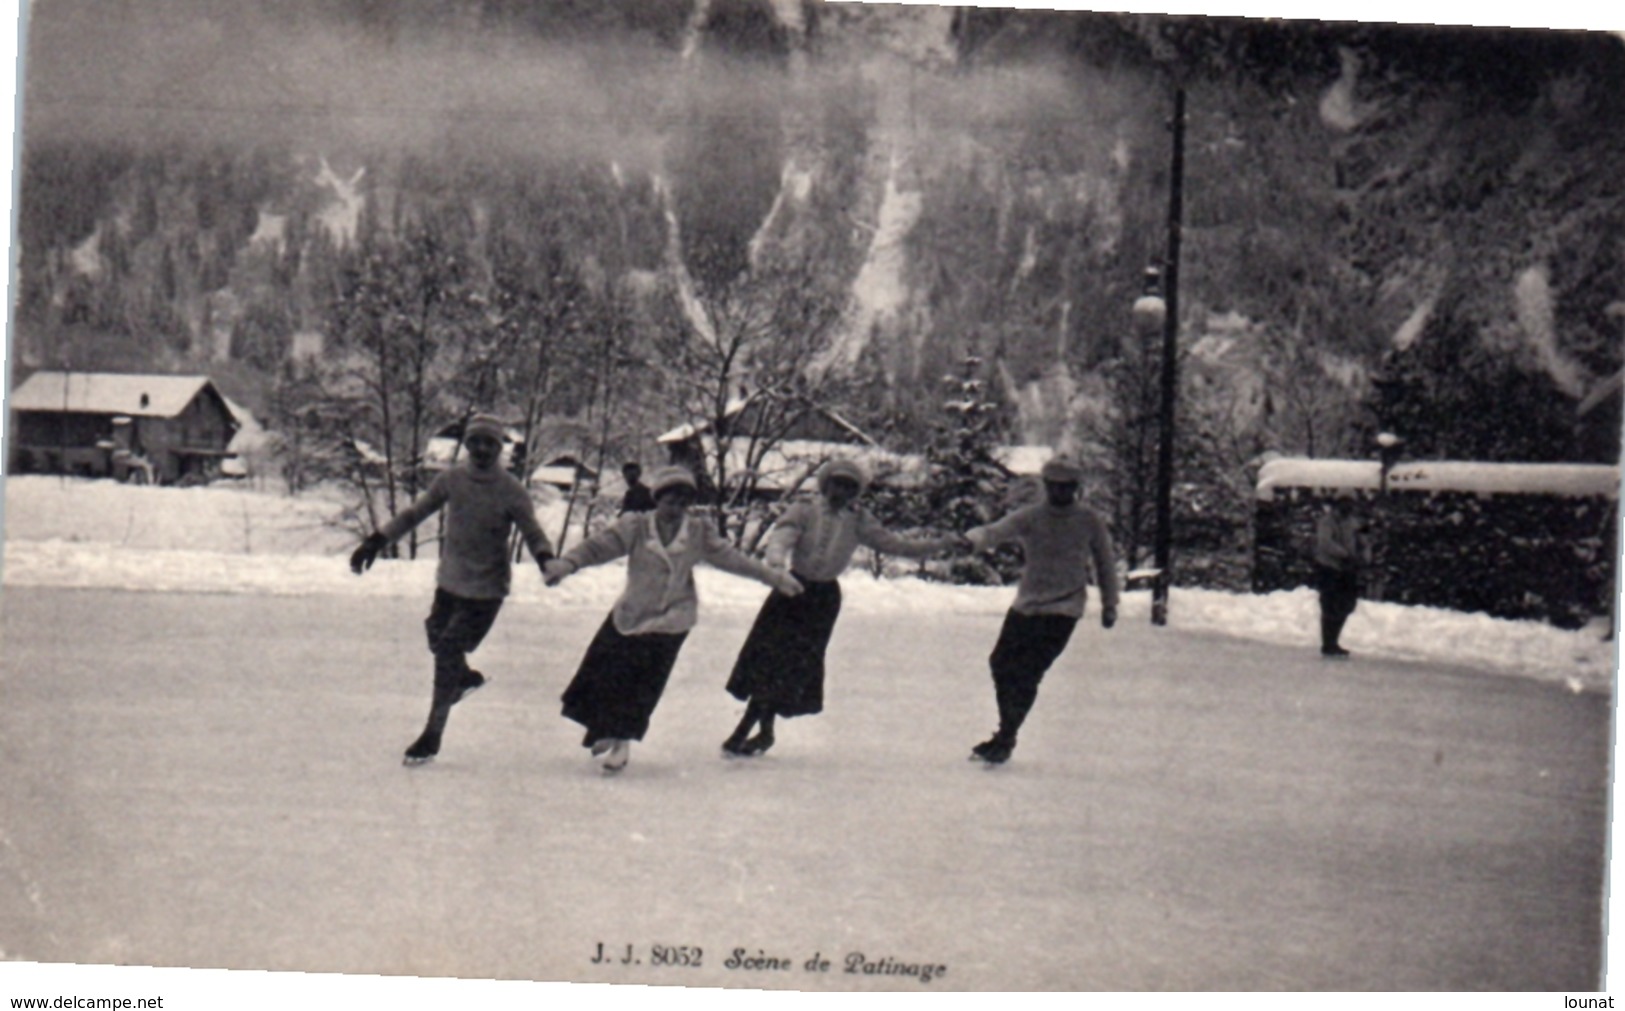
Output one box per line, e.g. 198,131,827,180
350,414,555,766
963,455,1120,764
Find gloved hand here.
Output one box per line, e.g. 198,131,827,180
349,533,388,574
1101,605,1118,630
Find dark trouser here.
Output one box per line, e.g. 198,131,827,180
417,588,503,747
988,609,1078,743
1316,566,1360,652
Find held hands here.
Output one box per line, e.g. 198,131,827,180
349,533,388,575
542,558,577,587
1101,605,1118,630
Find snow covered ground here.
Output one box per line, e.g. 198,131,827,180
2,476,1614,693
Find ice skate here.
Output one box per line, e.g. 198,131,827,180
454,669,487,703
970,736,1013,765
600,739,630,773
403,734,440,767
1320,646,1352,660
720,735,751,758
739,731,774,757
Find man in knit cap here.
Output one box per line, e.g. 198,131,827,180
963,453,1119,764
350,414,555,766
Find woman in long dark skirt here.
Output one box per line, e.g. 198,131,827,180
721,458,962,757
545,466,802,773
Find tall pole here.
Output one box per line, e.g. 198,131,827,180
1151,87,1186,627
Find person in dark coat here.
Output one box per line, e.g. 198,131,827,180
722,458,962,757
619,462,656,514
963,455,1120,765
349,414,555,766
544,466,802,773
1312,493,1367,658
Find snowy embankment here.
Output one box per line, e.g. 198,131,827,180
1,475,1615,692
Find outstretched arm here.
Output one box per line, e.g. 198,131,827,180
855,510,963,559
701,523,803,596
547,516,636,585
350,477,450,574
965,508,1029,554
761,503,808,571
508,489,556,573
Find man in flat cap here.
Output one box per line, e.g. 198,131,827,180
350,413,555,767
963,454,1119,764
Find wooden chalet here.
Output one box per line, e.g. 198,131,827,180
8,371,239,484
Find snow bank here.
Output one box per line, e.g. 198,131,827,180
2,475,1614,693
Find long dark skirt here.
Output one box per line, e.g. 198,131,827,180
561,615,689,744
725,577,842,718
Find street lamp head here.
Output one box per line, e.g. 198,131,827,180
1133,293,1167,337
1376,431,1403,450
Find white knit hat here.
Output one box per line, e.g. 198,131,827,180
818,458,870,493
649,465,698,498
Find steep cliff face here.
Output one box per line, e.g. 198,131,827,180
15,1,1624,460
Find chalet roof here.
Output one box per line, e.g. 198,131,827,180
656,394,876,446
1256,457,1620,501
10,371,231,422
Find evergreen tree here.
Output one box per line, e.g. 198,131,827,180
922,354,1021,584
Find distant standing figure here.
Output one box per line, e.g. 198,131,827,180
544,466,803,774
1312,494,1367,658
619,462,656,514
721,458,963,758
963,455,1120,765
349,414,555,767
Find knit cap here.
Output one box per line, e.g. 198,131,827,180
463,414,505,443
1039,454,1084,483
649,465,698,498
818,457,870,494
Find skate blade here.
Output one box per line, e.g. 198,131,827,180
402,755,436,768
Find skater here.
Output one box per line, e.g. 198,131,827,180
963,455,1119,764
619,461,656,514
543,465,803,773
349,414,555,766
1312,492,1367,658
721,458,962,757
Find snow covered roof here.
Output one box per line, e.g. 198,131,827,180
10,371,233,421
657,397,752,444
531,465,583,488
993,445,1055,476
705,439,926,492
656,394,875,447
1256,458,1621,501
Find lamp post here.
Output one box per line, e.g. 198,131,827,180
1132,265,1166,604
1146,87,1186,627
1373,431,1403,602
